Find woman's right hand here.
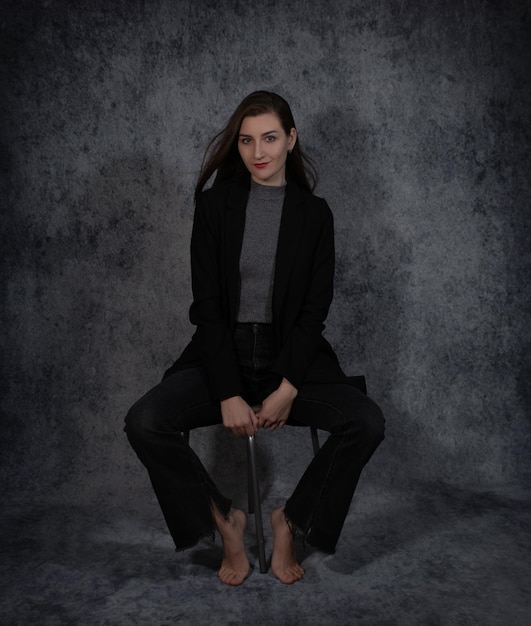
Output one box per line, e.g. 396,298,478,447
220,396,259,437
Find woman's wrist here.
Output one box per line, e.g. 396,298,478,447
221,395,242,406
279,377,298,399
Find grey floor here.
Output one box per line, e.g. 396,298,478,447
1,480,530,626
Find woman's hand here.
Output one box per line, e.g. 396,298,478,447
220,396,259,437
257,378,298,431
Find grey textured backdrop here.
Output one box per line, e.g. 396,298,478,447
1,0,530,509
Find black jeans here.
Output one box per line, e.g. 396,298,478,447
125,323,385,553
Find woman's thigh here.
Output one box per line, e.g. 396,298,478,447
125,367,222,438
288,382,385,437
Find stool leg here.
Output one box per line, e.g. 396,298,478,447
247,438,254,514
247,434,267,573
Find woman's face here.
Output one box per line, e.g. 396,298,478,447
237,112,297,186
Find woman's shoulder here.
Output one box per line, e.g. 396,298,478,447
197,177,248,204
290,182,332,223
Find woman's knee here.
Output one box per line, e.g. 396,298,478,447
343,398,385,446
124,394,157,443
363,400,385,445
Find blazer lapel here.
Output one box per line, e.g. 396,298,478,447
224,178,249,321
272,181,305,317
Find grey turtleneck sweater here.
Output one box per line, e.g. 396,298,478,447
237,180,286,323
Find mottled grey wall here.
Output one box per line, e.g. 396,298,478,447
1,0,530,506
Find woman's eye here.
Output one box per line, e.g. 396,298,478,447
265,136,275,142
241,138,251,144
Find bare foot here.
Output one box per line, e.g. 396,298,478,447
270,507,304,584
213,507,250,586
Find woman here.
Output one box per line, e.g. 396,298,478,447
125,91,385,586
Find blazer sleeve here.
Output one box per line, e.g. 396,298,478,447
272,201,336,389
188,194,243,400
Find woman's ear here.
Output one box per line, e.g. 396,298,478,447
289,127,298,152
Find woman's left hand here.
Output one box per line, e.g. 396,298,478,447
257,378,298,431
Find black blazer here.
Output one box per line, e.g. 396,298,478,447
164,175,360,399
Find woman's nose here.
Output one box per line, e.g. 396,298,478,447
254,141,264,159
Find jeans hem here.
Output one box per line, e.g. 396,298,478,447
174,529,216,553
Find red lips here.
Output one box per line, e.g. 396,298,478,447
254,163,269,169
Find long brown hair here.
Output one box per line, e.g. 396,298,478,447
195,91,317,197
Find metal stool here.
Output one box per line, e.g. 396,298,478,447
246,426,321,573
183,426,320,574
183,375,366,574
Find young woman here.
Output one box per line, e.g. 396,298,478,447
125,91,385,586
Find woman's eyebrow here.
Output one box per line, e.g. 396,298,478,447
239,130,280,138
